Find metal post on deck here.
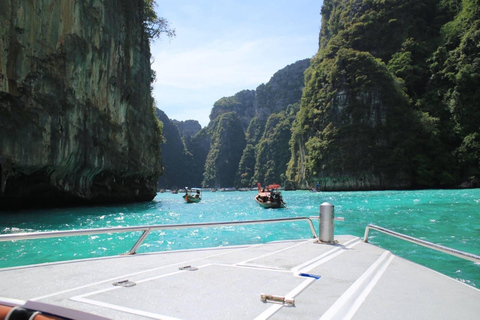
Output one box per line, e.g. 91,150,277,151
318,202,336,244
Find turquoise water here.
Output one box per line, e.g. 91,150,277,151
1,189,479,287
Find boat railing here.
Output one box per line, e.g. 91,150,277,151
363,224,480,263
0,217,317,255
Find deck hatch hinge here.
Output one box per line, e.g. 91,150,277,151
178,265,198,271
260,293,295,306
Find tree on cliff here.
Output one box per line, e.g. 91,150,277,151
143,0,176,40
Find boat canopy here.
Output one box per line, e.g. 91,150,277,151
266,184,280,189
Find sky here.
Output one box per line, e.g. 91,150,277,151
151,0,323,128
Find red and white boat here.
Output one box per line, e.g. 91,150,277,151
254,183,286,208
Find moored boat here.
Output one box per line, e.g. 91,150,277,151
183,187,201,203
255,183,286,208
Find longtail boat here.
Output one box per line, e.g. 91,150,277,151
254,183,286,208
183,188,201,203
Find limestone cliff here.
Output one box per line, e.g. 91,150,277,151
200,59,309,188
288,0,480,190
172,119,201,138
156,109,198,189
0,0,163,209
209,59,310,131
209,90,256,131
202,112,246,188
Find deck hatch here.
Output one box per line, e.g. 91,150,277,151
71,264,308,319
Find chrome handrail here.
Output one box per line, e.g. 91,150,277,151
364,224,480,263
0,217,317,255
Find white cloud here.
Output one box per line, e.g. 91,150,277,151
150,0,322,127
152,39,267,89
152,34,314,90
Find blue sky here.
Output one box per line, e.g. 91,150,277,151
151,0,323,127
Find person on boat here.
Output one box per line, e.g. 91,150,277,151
195,190,200,198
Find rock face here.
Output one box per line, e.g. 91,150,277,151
209,90,256,131
202,112,246,188
172,119,201,138
156,109,199,189
199,59,309,188
209,59,310,132
289,49,412,190
255,59,310,120
288,0,480,190
0,0,163,209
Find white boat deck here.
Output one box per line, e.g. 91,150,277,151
1,235,479,319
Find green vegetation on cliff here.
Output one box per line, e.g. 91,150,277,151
288,0,480,190
203,112,246,188
158,0,478,192
235,117,265,187
253,105,298,187
427,0,480,184
209,91,256,131
156,109,197,189
205,59,310,188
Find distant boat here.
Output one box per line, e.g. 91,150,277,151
310,182,321,192
183,188,201,203
254,183,286,208
220,187,236,192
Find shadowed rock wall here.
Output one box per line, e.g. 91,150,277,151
0,0,163,209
